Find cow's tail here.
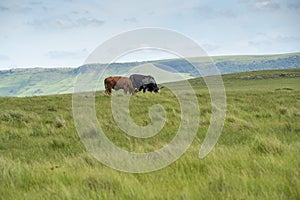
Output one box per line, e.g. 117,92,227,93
104,79,109,94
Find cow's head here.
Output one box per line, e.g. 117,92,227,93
153,84,160,93
149,83,160,93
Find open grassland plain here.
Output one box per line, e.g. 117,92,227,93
0,68,299,199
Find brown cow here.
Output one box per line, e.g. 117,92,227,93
104,76,137,95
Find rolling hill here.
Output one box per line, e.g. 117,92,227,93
0,52,299,97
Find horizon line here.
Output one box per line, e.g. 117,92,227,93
1,51,299,71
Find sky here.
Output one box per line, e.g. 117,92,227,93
0,0,299,69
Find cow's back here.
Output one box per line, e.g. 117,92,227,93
130,74,145,89
115,77,134,93
105,76,135,94
130,74,156,89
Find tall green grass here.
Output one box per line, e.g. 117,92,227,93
0,69,299,199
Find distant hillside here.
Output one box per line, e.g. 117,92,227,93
0,52,299,97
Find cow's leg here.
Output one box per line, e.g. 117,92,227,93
138,86,143,92
130,87,136,94
106,87,112,95
123,87,128,94
143,86,146,93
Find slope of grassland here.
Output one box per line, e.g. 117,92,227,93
0,68,299,199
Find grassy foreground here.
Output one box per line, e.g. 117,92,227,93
0,69,300,199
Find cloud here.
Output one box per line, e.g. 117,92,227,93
77,18,105,26
239,0,281,11
248,33,300,46
28,1,43,6
0,6,9,12
195,6,236,19
123,17,138,23
246,34,300,53
46,49,88,60
218,10,236,18
0,54,10,60
254,1,280,11
0,2,32,13
287,2,300,9
28,17,105,29
202,43,219,52
71,10,90,15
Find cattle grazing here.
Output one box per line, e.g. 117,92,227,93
104,76,136,95
129,74,160,93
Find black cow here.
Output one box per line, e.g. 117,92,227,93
129,74,160,93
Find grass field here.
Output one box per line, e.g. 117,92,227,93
0,68,300,199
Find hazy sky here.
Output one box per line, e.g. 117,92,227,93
0,0,299,69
